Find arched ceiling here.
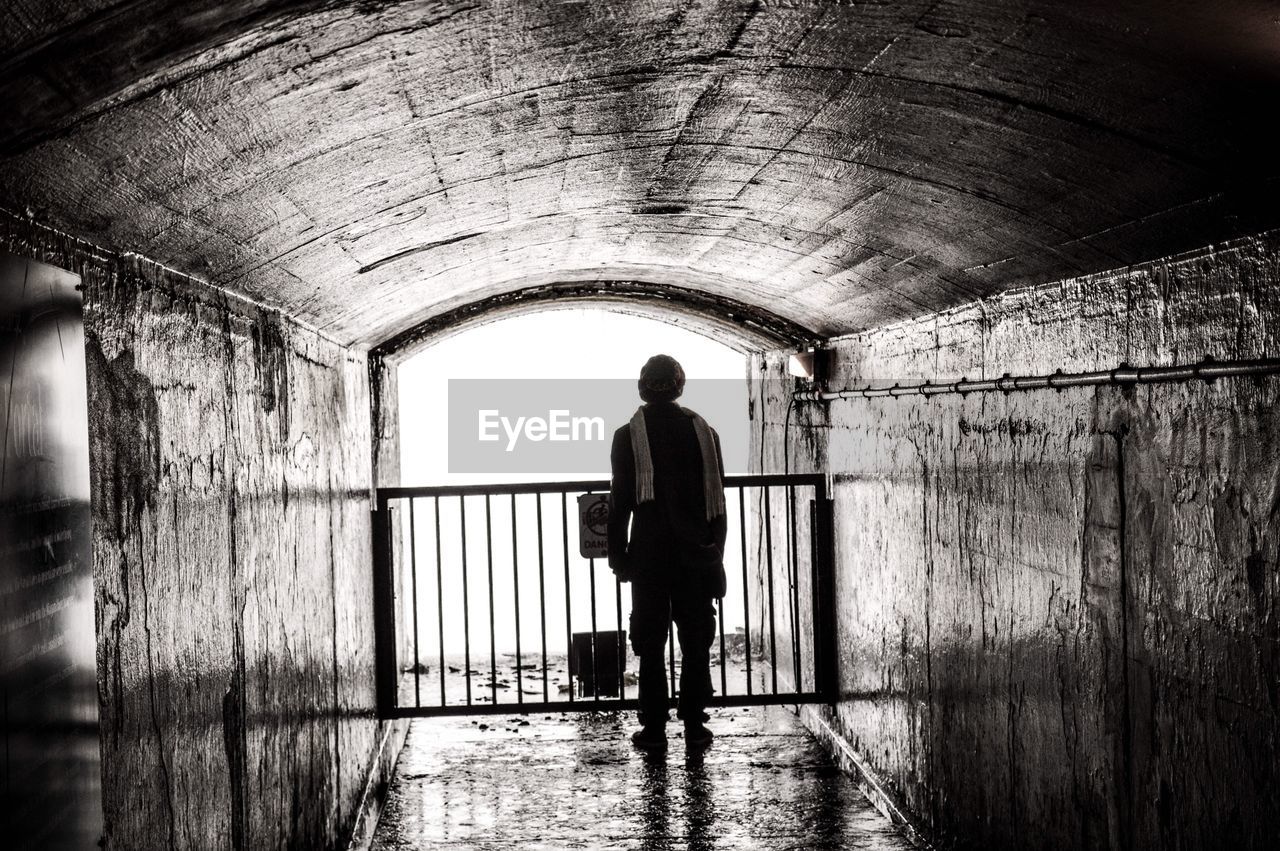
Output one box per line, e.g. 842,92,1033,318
2,0,1278,350
371,279,823,356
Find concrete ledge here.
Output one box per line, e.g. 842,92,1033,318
345,718,411,851
798,705,936,850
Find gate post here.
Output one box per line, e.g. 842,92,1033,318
372,504,398,718
811,482,838,704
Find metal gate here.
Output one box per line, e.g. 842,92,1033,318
372,474,834,718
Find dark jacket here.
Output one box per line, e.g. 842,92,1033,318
607,402,728,595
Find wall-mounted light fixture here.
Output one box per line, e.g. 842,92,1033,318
788,347,830,384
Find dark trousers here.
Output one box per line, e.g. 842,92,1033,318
629,580,717,727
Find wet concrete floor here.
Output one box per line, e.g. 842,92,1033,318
370,706,913,850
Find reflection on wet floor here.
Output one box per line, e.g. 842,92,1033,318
371,706,913,850
398,645,771,711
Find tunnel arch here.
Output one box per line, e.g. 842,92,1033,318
4,0,1279,350
369,278,822,360
3,6,1279,851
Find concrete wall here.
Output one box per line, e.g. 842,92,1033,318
1,209,390,850
750,232,1280,849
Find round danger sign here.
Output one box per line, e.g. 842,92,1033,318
577,493,609,559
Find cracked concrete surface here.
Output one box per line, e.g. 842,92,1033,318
1,211,387,851
749,232,1280,849
3,1,1280,347
3,3,1279,850
371,706,914,850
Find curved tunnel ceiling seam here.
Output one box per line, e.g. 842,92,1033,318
368,278,822,357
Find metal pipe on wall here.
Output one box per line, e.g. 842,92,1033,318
793,356,1280,402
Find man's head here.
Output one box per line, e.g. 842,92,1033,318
638,354,685,403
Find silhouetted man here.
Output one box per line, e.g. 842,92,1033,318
608,354,727,750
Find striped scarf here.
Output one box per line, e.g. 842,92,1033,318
629,406,726,520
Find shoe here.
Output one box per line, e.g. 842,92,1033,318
684,722,713,748
631,726,667,751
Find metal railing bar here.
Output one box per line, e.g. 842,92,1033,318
589,554,600,704
434,495,445,707
738,486,752,696
511,493,522,706
376,473,838,718
716,596,727,698
615,574,626,699
460,496,472,706
372,506,396,717
787,484,802,693
807,497,823,702
536,493,549,703
668,621,677,699
378,473,824,502
383,480,608,500
812,479,838,703
764,485,778,695
586,492,600,704
408,497,421,707
484,494,497,706
386,691,831,719
561,492,574,704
